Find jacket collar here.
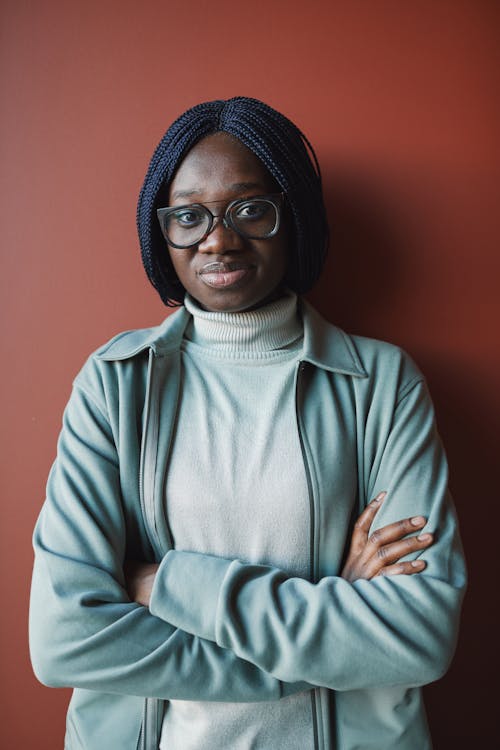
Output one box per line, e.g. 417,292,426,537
299,299,367,377
96,298,367,378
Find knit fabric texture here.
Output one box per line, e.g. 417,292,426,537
160,291,315,749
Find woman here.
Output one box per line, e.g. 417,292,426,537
30,97,466,750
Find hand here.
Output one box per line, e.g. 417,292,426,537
124,560,159,607
341,492,433,583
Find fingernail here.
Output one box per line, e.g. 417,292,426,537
411,560,425,568
411,516,426,526
374,492,387,504
417,533,432,542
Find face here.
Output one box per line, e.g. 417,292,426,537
165,132,288,313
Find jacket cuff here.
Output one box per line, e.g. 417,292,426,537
149,550,231,641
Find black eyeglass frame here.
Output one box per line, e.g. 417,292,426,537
156,192,285,249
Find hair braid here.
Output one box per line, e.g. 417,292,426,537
137,97,329,305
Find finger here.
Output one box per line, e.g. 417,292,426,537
350,492,387,553
367,515,428,549
375,559,427,577
366,533,433,577
353,493,387,534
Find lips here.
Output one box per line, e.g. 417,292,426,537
198,260,254,289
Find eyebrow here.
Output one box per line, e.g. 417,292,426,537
171,182,265,201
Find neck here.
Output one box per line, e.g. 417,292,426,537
183,290,302,353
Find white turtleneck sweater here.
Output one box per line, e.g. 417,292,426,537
160,291,315,750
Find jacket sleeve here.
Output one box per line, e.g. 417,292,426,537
29,380,309,700
149,376,466,691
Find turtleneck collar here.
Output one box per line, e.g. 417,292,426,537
183,290,303,353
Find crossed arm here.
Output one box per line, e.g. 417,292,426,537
125,493,434,605
122,378,465,691
30,370,465,698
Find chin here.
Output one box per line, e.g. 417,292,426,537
188,276,287,313
195,288,285,313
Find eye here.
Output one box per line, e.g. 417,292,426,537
234,200,270,222
171,207,205,228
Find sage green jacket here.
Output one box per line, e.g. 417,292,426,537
30,300,466,749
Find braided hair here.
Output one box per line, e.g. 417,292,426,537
137,97,329,306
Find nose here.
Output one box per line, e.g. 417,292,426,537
196,216,244,254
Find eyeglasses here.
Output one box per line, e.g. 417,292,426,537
156,193,284,249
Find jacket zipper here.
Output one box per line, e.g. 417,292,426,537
138,350,165,750
139,349,164,560
138,697,159,750
295,360,322,750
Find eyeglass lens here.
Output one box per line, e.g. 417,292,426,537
163,198,278,247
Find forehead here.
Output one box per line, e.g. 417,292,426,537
169,132,277,201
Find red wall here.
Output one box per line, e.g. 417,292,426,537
2,1,498,746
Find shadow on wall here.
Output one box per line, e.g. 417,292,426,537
420,358,494,746
310,172,410,335
309,174,493,744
